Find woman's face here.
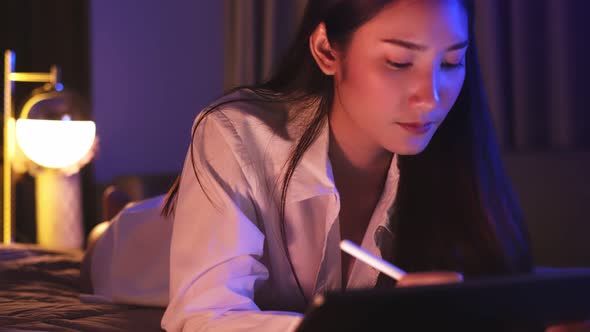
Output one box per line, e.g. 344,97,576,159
331,0,468,156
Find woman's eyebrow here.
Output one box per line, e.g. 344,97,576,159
381,38,469,51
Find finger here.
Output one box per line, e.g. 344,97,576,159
396,271,463,287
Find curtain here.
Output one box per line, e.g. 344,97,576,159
224,0,590,151
476,0,590,151
223,0,306,90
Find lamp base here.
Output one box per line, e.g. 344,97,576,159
35,169,83,249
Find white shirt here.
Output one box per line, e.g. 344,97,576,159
91,89,400,332
89,195,172,306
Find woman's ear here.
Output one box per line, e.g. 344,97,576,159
309,22,339,76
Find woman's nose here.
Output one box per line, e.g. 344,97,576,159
408,70,440,112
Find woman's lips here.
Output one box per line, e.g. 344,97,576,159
396,122,433,135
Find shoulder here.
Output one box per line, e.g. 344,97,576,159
201,89,291,140
191,89,300,164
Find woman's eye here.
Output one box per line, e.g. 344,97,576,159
385,59,466,70
386,60,412,69
441,61,465,70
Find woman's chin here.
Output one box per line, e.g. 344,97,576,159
388,142,429,156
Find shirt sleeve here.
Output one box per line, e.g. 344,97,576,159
161,111,303,332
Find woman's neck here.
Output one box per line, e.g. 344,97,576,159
328,109,392,183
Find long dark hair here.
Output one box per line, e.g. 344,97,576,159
386,1,532,277
163,0,532,285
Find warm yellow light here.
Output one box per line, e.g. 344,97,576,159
15,119,96,169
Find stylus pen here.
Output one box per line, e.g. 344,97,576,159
340,240,407,280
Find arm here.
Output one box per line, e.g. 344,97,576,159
162,111,302,332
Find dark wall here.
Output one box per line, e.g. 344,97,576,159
90,0,224,184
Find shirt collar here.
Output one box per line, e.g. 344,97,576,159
285,118,336,203
286,118,400,209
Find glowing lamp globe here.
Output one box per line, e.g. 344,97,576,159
16,119,95,169
15,89,96,170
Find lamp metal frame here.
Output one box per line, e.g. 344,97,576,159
3,50,59,244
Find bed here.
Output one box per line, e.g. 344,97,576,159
0,243,164,331
0,174,177,332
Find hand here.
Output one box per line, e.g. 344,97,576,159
546,320,590,332
396,271,464,287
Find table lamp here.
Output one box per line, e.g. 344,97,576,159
3,50,96,248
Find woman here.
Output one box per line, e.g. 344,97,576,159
159,0,533,330
86,0,543,331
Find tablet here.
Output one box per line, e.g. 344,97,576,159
295,270,590,331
